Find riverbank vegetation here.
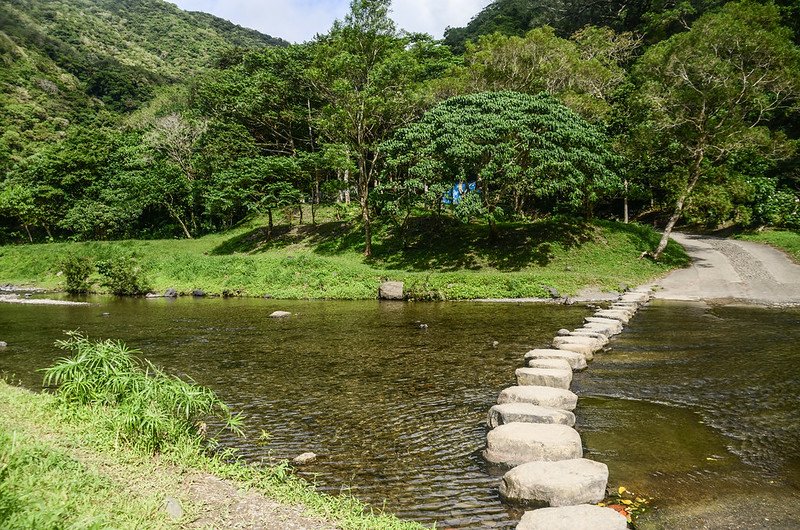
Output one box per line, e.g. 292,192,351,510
0,211,687,299
1,0,798,262
0,334,424,529
737,229,800,262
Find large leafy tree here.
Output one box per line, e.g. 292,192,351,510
309,0,452,256
631,1,800,259
384,91,620,232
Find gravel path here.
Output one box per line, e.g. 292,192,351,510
654,233,800,306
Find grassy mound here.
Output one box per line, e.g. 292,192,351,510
0,213,688,299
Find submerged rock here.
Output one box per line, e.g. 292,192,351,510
500,458,608,506
487,403,575,429
497,385,578,411
515,367,572,390
517,504,628,530
292,452,318,465
483,423,582,466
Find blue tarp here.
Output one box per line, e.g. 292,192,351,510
443,181,477,204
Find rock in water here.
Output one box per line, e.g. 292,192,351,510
524,349,587,371
292,452,318,465
515,368,572,389
497,386,578,411
192,289,206,297
483,423,582,466
487,403,575,429
516,504,628,530
500,458,608,506
164,288,178,298
269,311,292,318
378,281,404,300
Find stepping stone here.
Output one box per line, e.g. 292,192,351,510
500,458,608,506
580,323,621,337
594,309,631,324
586,316,626,326
517,505,628,530
487,403,576,429
552,335,604,350
483,423,582,466
620,292,649,303
497,385,578,411
527,358,572,371
555,343,596,360
569,329,609,343
516,367,572,389
525,349,587,370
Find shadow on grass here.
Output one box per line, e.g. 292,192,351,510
604,220,691,268
210,215,597,272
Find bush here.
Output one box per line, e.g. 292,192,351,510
61,255,94,294
96,255,150,296
42,332,243,453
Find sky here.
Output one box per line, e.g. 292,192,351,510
170,0,492,43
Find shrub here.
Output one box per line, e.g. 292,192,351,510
42,332,243,453
96,255,150,296
61,255,94,294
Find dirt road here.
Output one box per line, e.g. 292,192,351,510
653,232,800,306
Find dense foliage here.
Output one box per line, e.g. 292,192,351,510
0,0,798,256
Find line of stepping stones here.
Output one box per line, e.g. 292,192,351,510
483,288,653,530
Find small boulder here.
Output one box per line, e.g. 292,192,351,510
378,281,404,300
517,504,628,530
164,288,178,298
269,311,292,318
515,368,572,390
543,286,560,299
164,497,183,520
524,349,587,371
497,385,578,411
483,423,582,467
192,289,206,297
556,328,571,336
0,341,7,348
487,403,575,429
292,452,318,465
145,293,160,299
500,458,608,506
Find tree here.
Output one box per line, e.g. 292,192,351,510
631,1,800,259
309,0,449,256
384,91,620,233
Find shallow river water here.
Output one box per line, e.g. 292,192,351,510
0,297,798,528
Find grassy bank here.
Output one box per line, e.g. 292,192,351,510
0,214,688,299
0,382,422,530
737,229,800,262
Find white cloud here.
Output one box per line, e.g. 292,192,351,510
170,0,492,43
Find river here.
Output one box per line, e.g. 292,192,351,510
0,296,798,528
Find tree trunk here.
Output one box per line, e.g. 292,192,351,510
361,196,372,257
624,179,629,224
651,152,704,260
166,203,192,239
23,223,32,243
343,169,351,205
267,208,273,239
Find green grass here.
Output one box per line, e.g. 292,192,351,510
737,229,800,262
0,212,689,299
0,378,424,530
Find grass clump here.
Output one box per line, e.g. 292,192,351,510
42,331,242,453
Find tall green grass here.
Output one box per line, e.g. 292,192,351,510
43,332,243,453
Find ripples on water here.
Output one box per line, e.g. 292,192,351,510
2,298,799,528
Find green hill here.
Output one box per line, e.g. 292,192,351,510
0,0,285,172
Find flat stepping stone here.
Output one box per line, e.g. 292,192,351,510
497,386,578,411
487,403,575,428
555,343,596,359
516,367,572,389
525,349,587,370
527,358,572,371
552,335,604,350
517,505,628,530
568,329,609,343
500,458,608,506
483,423,582,466
585,316,626,326
579,323,621,337
594,309,631,323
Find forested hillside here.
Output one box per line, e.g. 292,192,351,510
0,0,798,262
